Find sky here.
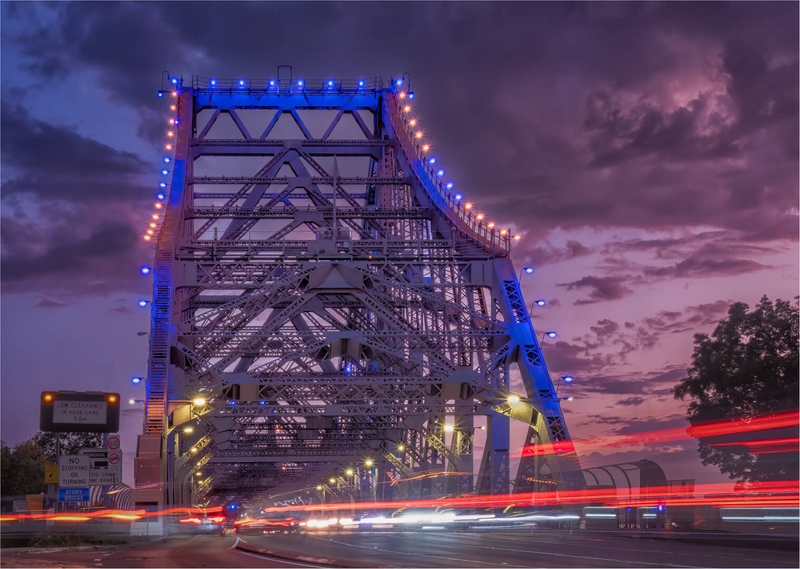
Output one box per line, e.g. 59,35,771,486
1,1,797,489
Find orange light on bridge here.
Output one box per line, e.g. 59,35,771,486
143,235,152,241
421,144,430,152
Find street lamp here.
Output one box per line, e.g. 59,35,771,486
532,299,546,308
555,375,574,394
519,266,535,282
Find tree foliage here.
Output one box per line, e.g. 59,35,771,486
674,296,799,482
31,432,104,464
1,440,47,496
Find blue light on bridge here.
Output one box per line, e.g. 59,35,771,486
562,375,574,383
259,400,266,405
429,158,436,164
157,193,166,200
408,91,415,99
297,80,304,87
210,79,217,87
131,376,143,384
161,169,169,176
170,77,178,85
137,300,149,307
436,170,444,177
446,182,454,190
229,400,237,405
157,91,164,98
396,79,403,86
453,193,462,201
163,157,170,163
358,80,365,87
140,266,152,275
239,80,245,87
327,80,334,87
546,331,557,338
269,79,275,86
159,182,167,188
524,266,534,274
535,299,546,306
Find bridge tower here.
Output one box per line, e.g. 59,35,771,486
133,73,584,508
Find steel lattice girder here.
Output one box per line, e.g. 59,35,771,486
143,76,584,507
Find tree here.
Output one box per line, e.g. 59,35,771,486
31,432,104,464
674,296,799,482
0,440,47,496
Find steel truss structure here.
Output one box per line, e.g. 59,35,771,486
134,73,584,507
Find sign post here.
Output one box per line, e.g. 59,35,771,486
41,391,121,512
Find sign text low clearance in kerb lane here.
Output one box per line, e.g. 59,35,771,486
53,400,107,424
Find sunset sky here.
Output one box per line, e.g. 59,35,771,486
2,2,797,488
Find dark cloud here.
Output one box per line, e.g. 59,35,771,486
559,275,634,304
513,239,592,269
590,319,620,339
616,396,645,407
686,300,730,321
1,103,149,202
35,298,72,309
644,256,768,278
1,211,147,296
3,2,795,240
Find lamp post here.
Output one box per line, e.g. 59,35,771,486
519,266,535,282
541,331,557,345
555,375,574,395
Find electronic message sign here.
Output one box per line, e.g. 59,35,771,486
40,391,120,433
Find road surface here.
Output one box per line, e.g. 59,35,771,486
2,529,797,568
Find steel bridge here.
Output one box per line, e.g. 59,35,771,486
132,71,584,510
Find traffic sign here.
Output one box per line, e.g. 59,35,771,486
40,391,120,433
80,448,122,472
90,470,118,486
59,488,89,502
59,455,91,487
45,464,59,484
107,435,120,450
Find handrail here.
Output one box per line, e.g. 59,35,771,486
384,90,510,254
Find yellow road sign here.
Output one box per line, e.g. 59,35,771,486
45,464,58,484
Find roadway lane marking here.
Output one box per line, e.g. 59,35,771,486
311,535,530,567
484,543,694,567
229,536,245,549
479,532,709,561
491,533,797,565
235,549,318,567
